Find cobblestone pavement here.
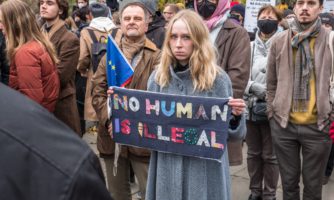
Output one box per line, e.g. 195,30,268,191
83,132,334,200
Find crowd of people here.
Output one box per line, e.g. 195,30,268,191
0,0,333,200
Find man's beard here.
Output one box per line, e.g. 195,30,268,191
300,18,317,30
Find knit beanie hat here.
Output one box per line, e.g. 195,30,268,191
137,0,157,15
89,3,109,18
230,4,245,18
283,9,294,18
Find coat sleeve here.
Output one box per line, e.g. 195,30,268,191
227,28,251,99
266,38,277,119
67,151,113,200
15,50,44,105
92,55,109,127
57,35,80,88
77,30,91,76
215,71,246,141
147,70,160,92
152,50,161,69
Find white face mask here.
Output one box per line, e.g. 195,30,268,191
78,2,87,9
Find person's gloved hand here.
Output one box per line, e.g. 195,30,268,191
250,83,266,100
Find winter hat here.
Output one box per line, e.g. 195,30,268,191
283,9,294,18
320,13,334,29
137,0,157,15
230,1,240,7
89,3,109,18
230,4,245,18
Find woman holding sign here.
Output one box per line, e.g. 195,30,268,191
145,10,246,200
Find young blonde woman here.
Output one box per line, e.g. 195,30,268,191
145,10,246,200
0,0,59,112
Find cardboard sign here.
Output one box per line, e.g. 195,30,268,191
109,87,232,161
324,0,334,12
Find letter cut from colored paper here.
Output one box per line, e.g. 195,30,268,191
109,87,232,162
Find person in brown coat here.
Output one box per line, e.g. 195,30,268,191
40,0,81,136
267,0,332,198
77,2,116,124
92,2,160,200
194,0,251,166
1,0,59,113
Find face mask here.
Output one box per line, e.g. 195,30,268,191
257,19,278,34
229,14,241,22
78,2,87,9
197,0,217,19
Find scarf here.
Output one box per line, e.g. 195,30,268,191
290,17,321,112
194,0,230,31
254,30,278,57
121,36,145,67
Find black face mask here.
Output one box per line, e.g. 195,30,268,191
197,0,217,19
257,19,278,34
229,14,241,22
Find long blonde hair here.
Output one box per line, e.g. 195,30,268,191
155,10,219,91
1,0,58,64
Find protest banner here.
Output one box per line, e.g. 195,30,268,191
324,0,334,12
244,0,276,32
109,87,232,161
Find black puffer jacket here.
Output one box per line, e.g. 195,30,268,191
0,84,113,200
146,14,165,49
0,31,9,85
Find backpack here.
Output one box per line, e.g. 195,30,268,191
87,28,118,73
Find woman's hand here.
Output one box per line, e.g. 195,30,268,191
107,86,114,96
108,122,113,138
228,98,246,116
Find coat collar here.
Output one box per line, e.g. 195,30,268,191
222,18,239,29
215,19,239,50
42,19,66,39
283,26,329,70
144,38,158,51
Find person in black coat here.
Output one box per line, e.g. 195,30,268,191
0,30,9,85
137,0,165,49
0,83,113,200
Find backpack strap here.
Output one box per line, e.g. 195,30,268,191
110,28,122,44
87,28,98,43
111,28,118,38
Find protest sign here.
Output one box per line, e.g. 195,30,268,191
109,87,232,161
324,0,334,12
244,0,276,32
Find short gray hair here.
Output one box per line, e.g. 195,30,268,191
120,2,150,23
